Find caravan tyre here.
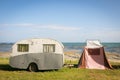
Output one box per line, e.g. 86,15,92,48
28,63,38,72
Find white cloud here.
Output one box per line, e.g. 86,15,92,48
41,25,80,31
0,23,80,31
80,28,120,42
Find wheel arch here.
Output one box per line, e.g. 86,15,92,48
27,62,38,72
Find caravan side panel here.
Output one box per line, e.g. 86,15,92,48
10,53,63,70
9,54,27,69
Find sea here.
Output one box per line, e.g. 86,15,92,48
0,43,120,54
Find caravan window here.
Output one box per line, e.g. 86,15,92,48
43,44,55,53
17,44,29,52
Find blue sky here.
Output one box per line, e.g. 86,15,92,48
0,0,120,42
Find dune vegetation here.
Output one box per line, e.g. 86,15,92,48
0,58,120,80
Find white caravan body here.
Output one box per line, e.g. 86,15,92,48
9,38,64,71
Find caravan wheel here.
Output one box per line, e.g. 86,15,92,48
28,63,38,72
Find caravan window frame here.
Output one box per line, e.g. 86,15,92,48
43,44,55,53
17,44,29,52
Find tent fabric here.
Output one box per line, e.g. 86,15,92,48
78,41,112,69
86,40,102,48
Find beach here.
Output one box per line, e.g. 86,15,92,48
0,52,10,58
65,51,120,62
0,43,120,62
0,51,120,63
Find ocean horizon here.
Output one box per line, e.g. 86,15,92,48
0,42,120,54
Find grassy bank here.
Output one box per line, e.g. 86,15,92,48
0,58,120,80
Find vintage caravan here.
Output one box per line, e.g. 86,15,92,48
9,38,64,72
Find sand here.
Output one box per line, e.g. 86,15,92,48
0,51,120,62
0,52,10,58
64,51,120,62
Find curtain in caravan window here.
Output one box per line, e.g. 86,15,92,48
43,44,55,53
18,44,29,52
